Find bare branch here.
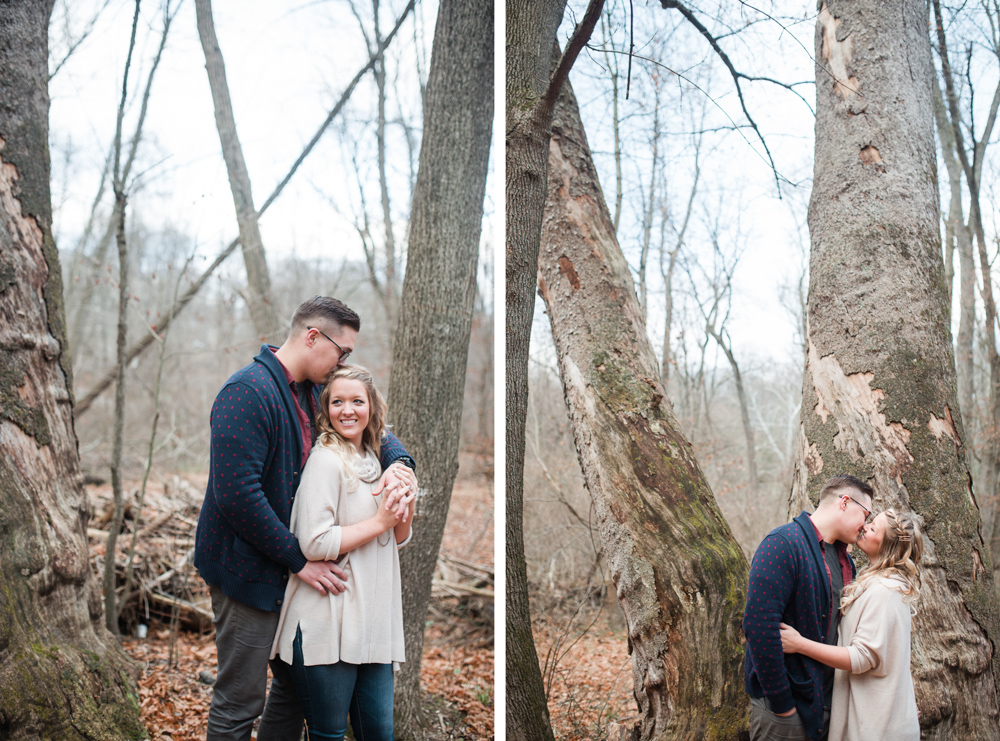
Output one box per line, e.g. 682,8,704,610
538,0,606,122
74,0,415,416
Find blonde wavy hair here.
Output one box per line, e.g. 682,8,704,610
840,508,923,613
315,365,387,488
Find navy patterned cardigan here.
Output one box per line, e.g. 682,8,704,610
743,511,857,741
194,345,414,613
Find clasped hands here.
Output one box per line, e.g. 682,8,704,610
298,463,417,597
373,461,418,524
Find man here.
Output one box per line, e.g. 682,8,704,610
743,474,874,741
194,296,417,741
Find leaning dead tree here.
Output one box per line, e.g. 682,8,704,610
790,1,1000,737
538,77,749,741
0,0,144,735
196,0,282,343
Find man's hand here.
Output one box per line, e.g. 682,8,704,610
297,560,348,595
382,481,417,523
373,463,418,521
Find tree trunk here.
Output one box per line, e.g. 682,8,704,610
791,2,1000,737
707,327,758,495
195,0,281,343
538,78,750,741
0,1,144,736
506,0,568,739
387,0,492,735
932,79,975,430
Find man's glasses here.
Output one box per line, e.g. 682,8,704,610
307,326,351,362
846,495,873,524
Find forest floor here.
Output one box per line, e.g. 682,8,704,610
89,452,494,740
532,600,636,741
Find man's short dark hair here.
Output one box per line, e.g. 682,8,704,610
290,296,361,335
818,474,873,504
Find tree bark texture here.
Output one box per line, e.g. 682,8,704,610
538,79,750,741
505,0,567,739
386,0,493,735
790,2,1000,737
0,1,145,737
195,0,281,343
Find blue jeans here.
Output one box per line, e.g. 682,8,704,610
287,626,395,741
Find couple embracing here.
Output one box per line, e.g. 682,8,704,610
194,296,415,740
744,475,924,741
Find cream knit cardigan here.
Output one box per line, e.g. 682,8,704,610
828,575,920,741
270,444,408,668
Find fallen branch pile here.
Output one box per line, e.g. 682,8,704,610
88,477,212,634
88,477,494,638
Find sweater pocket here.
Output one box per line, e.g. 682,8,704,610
230,536,268,582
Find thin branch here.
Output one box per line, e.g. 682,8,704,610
538,0,607,121
74,0,415,417
660,0,783,193
49,0,114,81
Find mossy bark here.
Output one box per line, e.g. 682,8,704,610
0,1,145,738
537,79,750,741
790,1,1000,738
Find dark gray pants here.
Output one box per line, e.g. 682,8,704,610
206,585,304,741
749,697,810,741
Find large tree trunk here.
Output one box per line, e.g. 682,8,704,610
538,77,749,741
505,1,568,739
195,0,282,343
0,1,145,737
387,0,492,735
790,2,1000,737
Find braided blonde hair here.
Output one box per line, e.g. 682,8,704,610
840,508,923,613
315,365,387,490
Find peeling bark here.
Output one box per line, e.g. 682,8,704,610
0,1,144,736
792,1,1000,736
539,79,749,741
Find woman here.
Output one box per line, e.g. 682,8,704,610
780,508,923,741
270,365,416,740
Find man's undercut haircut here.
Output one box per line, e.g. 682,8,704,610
290,295,361,336
818,474,874,504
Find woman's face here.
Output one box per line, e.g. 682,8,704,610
857,511,888,558
326,377,370,450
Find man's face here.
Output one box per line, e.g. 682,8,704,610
306,325,358,383
839,489,872,544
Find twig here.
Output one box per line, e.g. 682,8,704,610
74,0,417,417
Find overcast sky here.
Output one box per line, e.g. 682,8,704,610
48,0,494,280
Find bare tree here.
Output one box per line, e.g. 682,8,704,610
72,3,415,416
0,0,143,734
506,1,606,738
196,0,282,343
387,0,493,735
790,1,1000,736
538,76,749,741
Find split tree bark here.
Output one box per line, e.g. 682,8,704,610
386,0,493,735
790,1,1000,736
538,77,749,741
0,0,144,736
195,0,282,343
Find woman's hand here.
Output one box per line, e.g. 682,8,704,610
780,622,803,654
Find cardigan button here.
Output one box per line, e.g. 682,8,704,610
276,599,283,606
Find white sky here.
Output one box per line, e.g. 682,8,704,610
48,0,495,277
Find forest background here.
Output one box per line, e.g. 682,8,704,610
517,1,1000,738
20,0,495,737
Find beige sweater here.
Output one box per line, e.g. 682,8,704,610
270,444,407,668
828,575,920,741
